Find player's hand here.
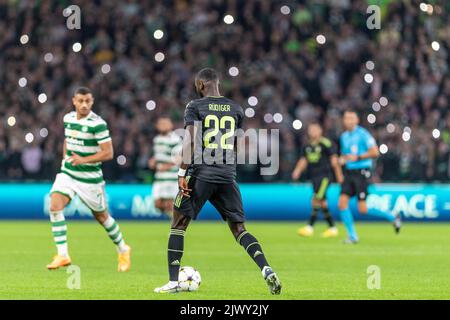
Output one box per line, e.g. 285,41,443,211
344,154,359,162
336,175,344,184
148,158,156,169
69,154,86,166
291,170,301,181
178,176,192,198
158,163,174,172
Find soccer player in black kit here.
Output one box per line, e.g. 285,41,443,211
292,122,344,238
154,68,282,294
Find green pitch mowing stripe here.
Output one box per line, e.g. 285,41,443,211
0,221,450,299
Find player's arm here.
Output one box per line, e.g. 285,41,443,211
63,139,67,159
292,157,307,181
327,140,344,183
344,131,378,162
70,141,114,165
330,154,344,183
177,124,195,197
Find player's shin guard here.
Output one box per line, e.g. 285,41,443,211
237,231,269,271
322,207,335,227
308,206,320,226
339,208,358,241
366,208,395,222
168,229,185,281
50,210,68,257
102,216,128,253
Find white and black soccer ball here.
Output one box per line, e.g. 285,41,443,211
178,266,201,292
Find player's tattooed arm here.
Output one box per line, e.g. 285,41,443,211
69,141,114,165
292,157,307,181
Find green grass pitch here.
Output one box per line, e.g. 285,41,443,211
0,220,449,299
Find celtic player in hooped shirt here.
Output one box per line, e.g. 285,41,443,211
47,87,131,272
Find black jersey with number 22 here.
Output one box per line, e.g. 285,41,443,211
184,96,244,184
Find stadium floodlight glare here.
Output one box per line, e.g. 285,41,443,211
367,114,376,124
404,126,412,134
386,123,395,133
432,129,440,139
117,155,127,166
293,119,303,130
20,34,29,44
18,77,27,87
25,133,34,143
228,66,239,77
264,113,273,123
44,53,54,63
379,96,388,106
72,42,82,52
146,100,156,111
224,14,234,24
153,29,164,40
101,64,111,74
7,116,16,127
273,113,283,123
427,4,433,15
316,34,326,45
379,144,388,154
38,93,47,104
402,131,411,142
39,128,49,138
364,73,374,83
280,5,291,15
365,60,375,70
245,108,255,118
155,52,165,62
431,41,440,51
248,96,258,106
372,102,381,112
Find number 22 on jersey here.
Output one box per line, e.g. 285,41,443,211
203,115,236,150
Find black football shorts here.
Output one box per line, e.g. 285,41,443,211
173,176,245,223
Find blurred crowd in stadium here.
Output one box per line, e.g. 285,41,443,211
0,0,449,183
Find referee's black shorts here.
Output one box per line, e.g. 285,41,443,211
340,169,371,200
173,176,245,223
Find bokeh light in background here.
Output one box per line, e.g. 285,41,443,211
228,66,239,77
364,73,374,84
154,52,165,62
18,77,27,87
19,34,29,44
117,155,127,166
38,93,47,104
153,30,164,40
72,42,82,52
7,116,16,127
292,120,302,130
146,100,156,111
245,108,255,118
248,96,258,106
379,144,388,154
223,14,234,24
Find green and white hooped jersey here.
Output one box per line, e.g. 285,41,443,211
153,132,181,182
61,111,111,184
